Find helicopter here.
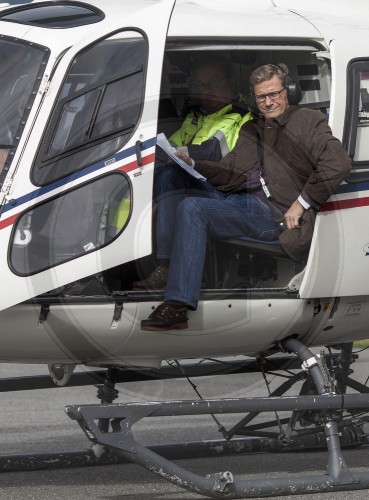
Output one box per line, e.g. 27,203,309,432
1,0,369,497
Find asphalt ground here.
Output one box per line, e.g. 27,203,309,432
0,350,369,500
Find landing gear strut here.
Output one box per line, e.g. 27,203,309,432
66,339,369,498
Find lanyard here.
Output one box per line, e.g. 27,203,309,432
256,131,272,199
255,130,286,228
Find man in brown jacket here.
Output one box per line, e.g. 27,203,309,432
141,63,351,331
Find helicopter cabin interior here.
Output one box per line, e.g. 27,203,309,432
10,39,333,299
151,41,331,293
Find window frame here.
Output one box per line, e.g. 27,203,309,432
0,36,50,189
343,58,369,180
31,29,147,187
0,1,105,29
9,170,132,277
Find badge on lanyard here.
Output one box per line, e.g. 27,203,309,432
260,174,271,198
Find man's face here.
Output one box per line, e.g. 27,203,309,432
253,74,289,119
193,64,234,113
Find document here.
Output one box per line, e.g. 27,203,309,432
156,133,206,181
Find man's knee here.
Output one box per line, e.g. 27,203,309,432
176,197,204,221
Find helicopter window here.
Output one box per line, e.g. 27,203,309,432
0,2,104,28
159,44,331,139
0,36,49,188
9,172,132,277
343,60,369,176
32,31,146,186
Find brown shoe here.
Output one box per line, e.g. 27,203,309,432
141,302,188,331
132,265,168,291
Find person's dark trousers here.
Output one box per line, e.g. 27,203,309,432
154,163,220,260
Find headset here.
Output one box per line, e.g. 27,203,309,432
267,63,301,104
248,63,302,112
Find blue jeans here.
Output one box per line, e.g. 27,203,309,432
154,164,280,309
155,164,220,259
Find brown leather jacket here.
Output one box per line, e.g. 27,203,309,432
195,105,352,261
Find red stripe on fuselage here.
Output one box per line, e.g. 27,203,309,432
0,154,155,231
320,196,369,212
0,213,18,230
117,153,155,173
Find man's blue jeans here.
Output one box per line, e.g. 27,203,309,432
154,164,280,310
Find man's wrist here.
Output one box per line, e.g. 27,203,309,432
298,195,310,210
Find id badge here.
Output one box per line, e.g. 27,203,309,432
260,175,271,198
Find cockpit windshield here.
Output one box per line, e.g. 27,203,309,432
0,36,49,177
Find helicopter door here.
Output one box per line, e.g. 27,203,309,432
299,33,369,298
0,1,175,311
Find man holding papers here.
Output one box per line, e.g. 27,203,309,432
133,55,252,292
140,63,350,331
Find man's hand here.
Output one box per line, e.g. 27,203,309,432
175,149,193,167
284,199,305,229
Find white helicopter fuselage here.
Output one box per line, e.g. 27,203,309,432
0,0,369,368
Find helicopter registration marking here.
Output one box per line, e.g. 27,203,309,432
343,302,366,317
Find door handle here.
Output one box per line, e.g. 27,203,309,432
135,140,143,166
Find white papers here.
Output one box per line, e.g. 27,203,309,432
156,133,206,181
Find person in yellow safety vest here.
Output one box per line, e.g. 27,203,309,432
167,55,252,162
133,55,253,291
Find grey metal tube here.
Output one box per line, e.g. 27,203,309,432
67,392,369,418
90,425,369,499
281,338,357,484
281,338,327,394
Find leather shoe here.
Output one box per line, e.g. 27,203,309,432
141,302,188,331
132,265,168,291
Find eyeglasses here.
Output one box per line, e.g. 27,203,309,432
193,77,228,91
254,88,286,103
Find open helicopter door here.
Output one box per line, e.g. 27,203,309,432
0,0,175,311
298,28,369,299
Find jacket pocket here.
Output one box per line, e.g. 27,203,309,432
278,208,316,262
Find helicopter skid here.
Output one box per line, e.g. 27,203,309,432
0,341,368,497
62,338,369,498
65,391,369,498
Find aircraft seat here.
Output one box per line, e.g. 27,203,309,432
212,236,292,289
157,97,183,138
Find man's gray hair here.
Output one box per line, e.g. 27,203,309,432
250,63,289,90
